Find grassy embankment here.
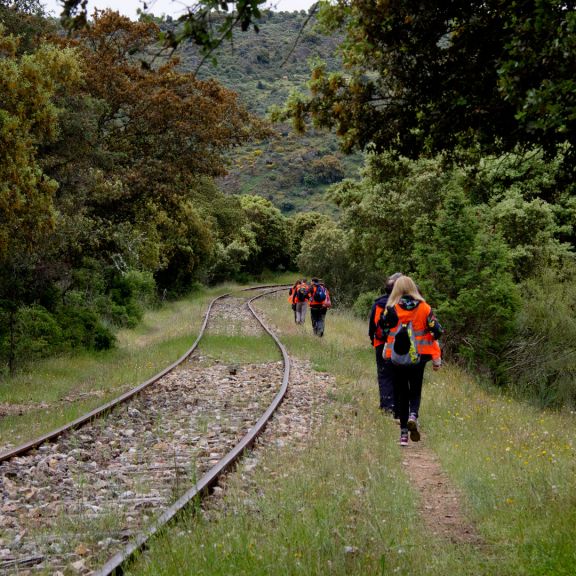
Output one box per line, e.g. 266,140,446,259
0,277,293,450
128,291,576,576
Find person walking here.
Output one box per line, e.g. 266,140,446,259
287,280,301,323
309,278,331,336
380,275,443,446
293,279,310,324
368,272,403,415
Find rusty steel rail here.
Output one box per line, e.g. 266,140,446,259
0,284,288,463
93,286,290,576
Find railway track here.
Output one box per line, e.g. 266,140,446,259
0,286,291,575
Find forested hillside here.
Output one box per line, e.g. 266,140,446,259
170,9,363,214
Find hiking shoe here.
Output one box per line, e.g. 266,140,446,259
407,415,420,442
399,429,409,446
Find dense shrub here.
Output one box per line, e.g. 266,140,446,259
412,184,521,374
106,271,156,328
57,307,115,351
352,291,380,320
11,305,63,359
503,265,576,408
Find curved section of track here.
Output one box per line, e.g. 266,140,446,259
0,286,291,575
95,288,290,576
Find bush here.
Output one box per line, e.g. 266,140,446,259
352,291,379,320
57,307,115,351
503,265,576,408
11,305,63,359
106,271,156,327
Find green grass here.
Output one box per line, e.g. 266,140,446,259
127,293,575,576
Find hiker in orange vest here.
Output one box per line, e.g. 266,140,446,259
288,279,310,324
379,275,443,446
368,272,403,415
288,280,300,323
294,279,310,324
308,278,331,336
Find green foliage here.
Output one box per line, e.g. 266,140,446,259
297,220,353,305
504,264,576,408
409,182,521,373
107,272,155,328
0,302,115,373
326,153,448,295
56,306,115,351
239,194,292,273
287,211,331,267
463,151,576,280
489,190,572,281
0,28,81,260
352,291,379,320
9,305,62,359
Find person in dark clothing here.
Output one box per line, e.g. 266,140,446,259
368,272,403,414
309,278,331,336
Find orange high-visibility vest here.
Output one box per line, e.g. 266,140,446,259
373,304,387,348
288,282,301,304
383,301,441,361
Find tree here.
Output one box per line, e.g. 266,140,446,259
288,210,330,266
0,29,81,261
0,29,81,373
287,1,576,172
47,11,266,287
297,220,352,304
239,195,291,273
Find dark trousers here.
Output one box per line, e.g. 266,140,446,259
392,361,426,429
375,344,395,412
310,306,327,336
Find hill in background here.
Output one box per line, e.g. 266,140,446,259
171,10,363,214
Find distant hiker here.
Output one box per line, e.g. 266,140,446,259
294,279,310,324
309,278,331,336
379,275,443,446
288,280,300,323
368,272,403,415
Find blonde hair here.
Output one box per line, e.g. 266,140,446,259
387,275,424,307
